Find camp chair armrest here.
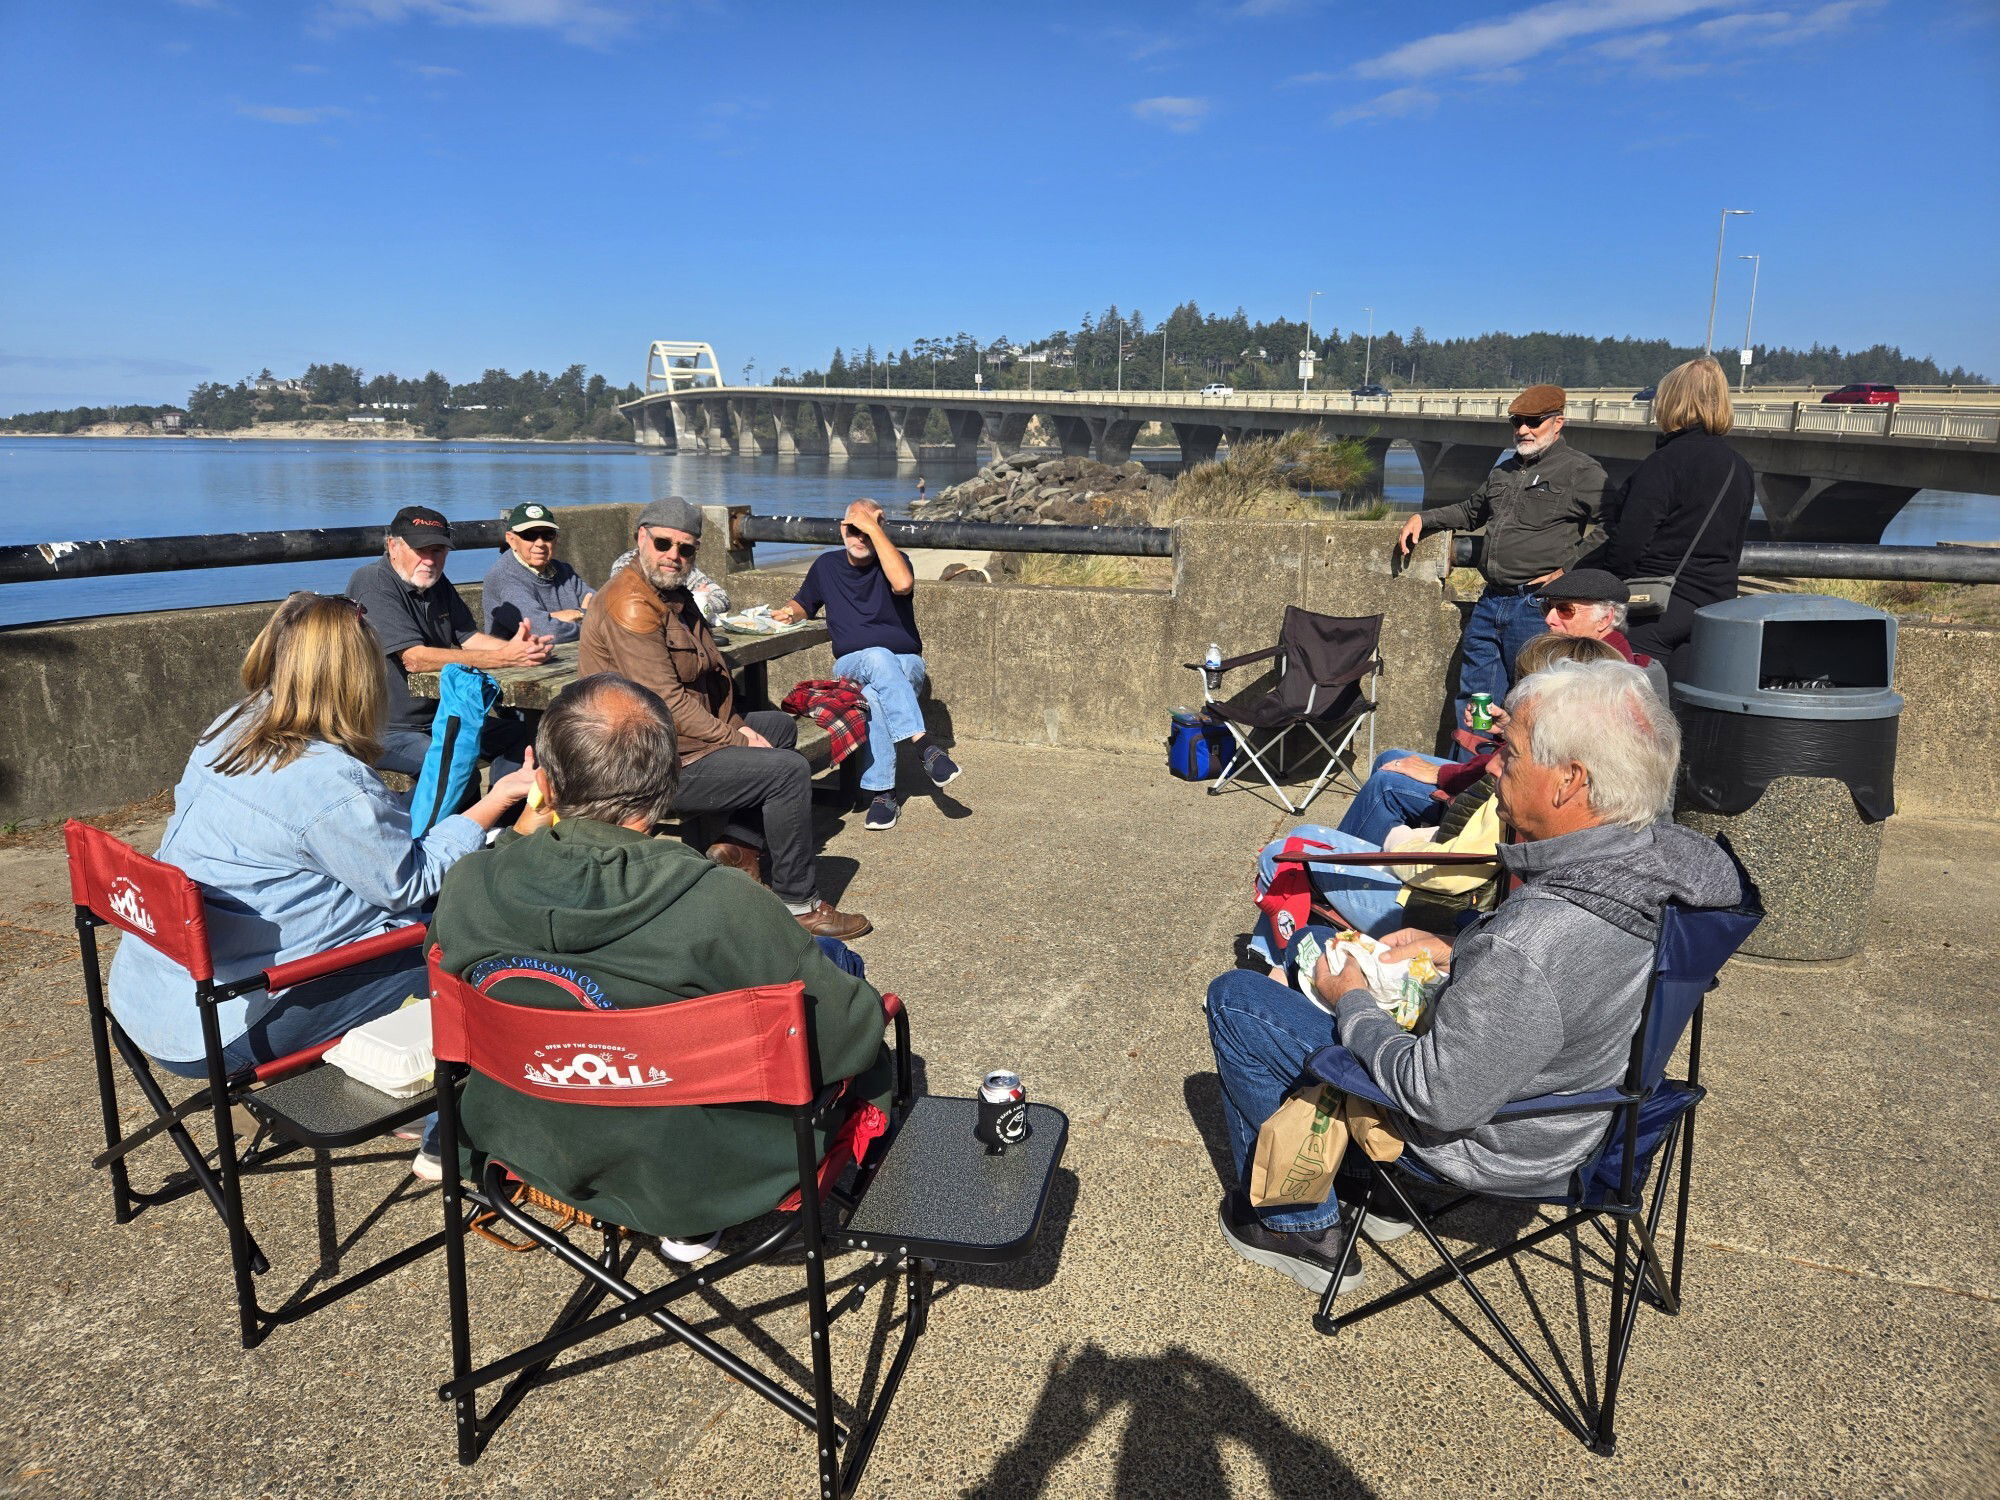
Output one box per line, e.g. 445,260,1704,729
881,992,904,1022
1184,645,1281,674
262,923,428,993
1306,1044,1397,1112
1488,1085,1635,1120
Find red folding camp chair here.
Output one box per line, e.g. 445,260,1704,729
427,947,1068,1496
66,819,447,1349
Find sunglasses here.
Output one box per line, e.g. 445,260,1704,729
1538,599,1586,617
515,528,559,543
296,591,367,619
646,535,699,556
1509,412,1557,429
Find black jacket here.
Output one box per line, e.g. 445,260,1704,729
1417,438,1609,587
1577,426,1754,654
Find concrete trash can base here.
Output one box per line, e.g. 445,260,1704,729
1678,779,1883,961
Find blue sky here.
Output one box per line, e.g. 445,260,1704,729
2,0,1995,413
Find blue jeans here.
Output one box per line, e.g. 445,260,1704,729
833,648,929,794
1248,826,1408,960
1206,968,1349,1232
1454,589,1547,742
1338,749,1448,845
814,936,865,977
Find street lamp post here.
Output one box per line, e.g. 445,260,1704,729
1737,253,1761,392
1704,208,1753,354
1303,290,1322,392
1362,306,1375,388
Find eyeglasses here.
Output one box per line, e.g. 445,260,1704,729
516,529,559,543
1509,412,1557,429
646,534,699,556
1539,599,1584,617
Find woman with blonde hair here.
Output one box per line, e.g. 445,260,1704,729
1578,355,1755,663
109,594,535,1159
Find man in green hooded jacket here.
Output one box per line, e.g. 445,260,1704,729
431,672,893,1241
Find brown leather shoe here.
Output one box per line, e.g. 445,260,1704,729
705,838,762,884
793,900,872,940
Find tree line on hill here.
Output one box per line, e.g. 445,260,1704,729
771,302,1986,395
0,363,643,440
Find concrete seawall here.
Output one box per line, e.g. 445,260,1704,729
1,501,1994,825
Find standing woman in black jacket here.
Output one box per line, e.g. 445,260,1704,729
1582,356,1755,667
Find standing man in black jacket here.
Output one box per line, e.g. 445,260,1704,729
1575,356,1754,668
1397,384,1610,734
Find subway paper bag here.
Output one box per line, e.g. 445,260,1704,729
1248,1084,1348,1208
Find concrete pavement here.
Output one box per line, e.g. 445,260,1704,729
0,743,1993,1498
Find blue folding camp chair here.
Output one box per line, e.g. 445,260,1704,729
1304,873,1763,1456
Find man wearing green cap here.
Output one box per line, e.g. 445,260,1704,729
482,502,595,644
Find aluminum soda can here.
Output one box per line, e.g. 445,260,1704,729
975,1070,1030,1155
1469,692,1495,732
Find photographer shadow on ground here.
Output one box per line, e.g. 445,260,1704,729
963,1340,1377,1500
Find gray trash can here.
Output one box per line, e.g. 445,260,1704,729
1671,595,1901,961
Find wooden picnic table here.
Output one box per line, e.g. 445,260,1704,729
405,621,831,713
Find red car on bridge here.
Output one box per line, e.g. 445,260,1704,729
1820,383,1900,404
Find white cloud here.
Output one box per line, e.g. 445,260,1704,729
402,61,462,75
237,102,348,124
1330,86,1438,126
1131,96,1211,132
314,0,646,46
1355,0,1733,81
1282,69,1341,86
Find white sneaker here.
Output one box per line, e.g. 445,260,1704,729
656,1232,721,1264
411,1147,443,1182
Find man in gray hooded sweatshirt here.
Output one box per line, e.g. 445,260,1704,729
1206,659,1742,1296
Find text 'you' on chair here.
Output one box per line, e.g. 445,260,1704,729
65,820,446,1350
427,949,1068,1497
1305,876,1763,1456
1189,605,1382,816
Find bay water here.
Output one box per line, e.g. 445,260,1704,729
1,436,1992,628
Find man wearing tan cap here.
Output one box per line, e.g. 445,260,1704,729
1395,384,1608,730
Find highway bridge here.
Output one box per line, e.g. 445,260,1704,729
621,375,2000,544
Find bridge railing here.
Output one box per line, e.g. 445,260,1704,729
647,386,2000,444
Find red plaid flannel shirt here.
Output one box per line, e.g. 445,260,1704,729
780,678,869,766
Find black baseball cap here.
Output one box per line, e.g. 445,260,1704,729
388,505,453,549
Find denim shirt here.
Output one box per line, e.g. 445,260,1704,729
107,714,486,1063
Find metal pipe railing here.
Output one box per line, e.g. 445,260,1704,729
0,520,508,585
1451,535,2000,584
2,514,1992,586
737,514,1174,556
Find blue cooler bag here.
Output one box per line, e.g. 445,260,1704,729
1166,711,1233,781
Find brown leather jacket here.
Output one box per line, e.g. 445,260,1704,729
578,565,742,763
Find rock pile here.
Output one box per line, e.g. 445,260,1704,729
919,453,1170,527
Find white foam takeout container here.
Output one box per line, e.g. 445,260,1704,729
324,998,434,1098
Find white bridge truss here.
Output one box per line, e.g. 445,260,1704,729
644,341,725,394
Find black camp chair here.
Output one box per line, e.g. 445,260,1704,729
1302,873,1763,1455
1188,606,1382,815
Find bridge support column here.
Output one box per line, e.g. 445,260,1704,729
984,412,1032,460
775,400,827,456
819,401,859,458
884,405,932,461
864,404,901,458
632,401,672,449
1094,418,1144,465
1222,425,1279,453
1756,476,1921,544
943,409,984,460
1171,422,1222,465
1412,440,1506,506
1048,415,1094,457
725,400,761,454
675,400,713,453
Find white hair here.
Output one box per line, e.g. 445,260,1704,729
1505,659,1679,829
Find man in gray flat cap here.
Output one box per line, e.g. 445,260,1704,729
579,498,871,940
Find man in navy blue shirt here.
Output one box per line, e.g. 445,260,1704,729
773,499,959,830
